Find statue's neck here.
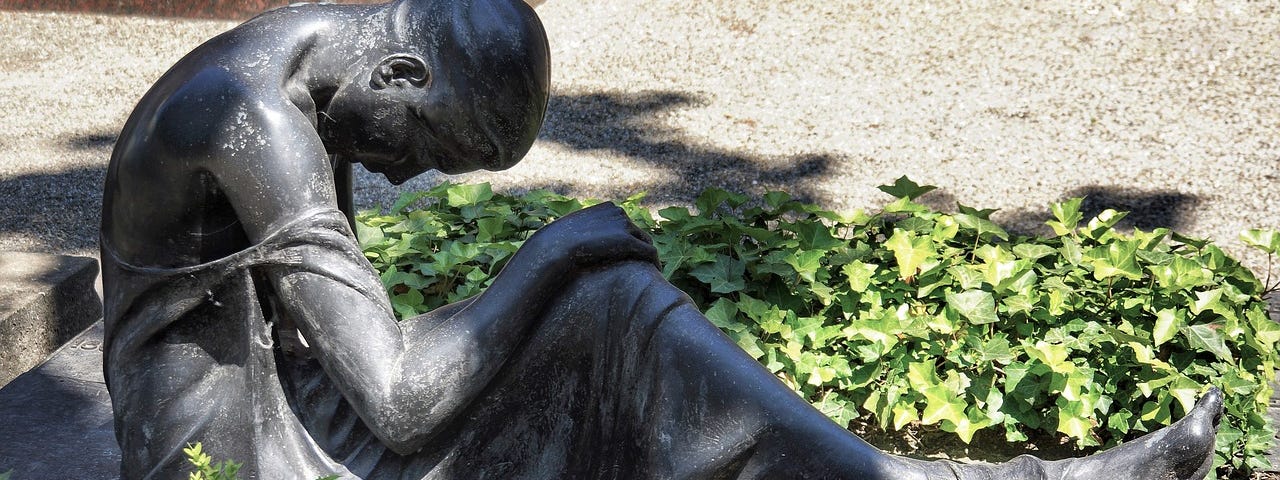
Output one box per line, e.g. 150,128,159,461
278,4,392,127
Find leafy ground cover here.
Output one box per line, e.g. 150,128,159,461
357,178,1280,478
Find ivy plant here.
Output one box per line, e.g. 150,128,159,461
184,443,241,480
357,179,1280,477
184,443,338,480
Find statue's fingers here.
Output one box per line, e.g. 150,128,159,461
624,219,653,245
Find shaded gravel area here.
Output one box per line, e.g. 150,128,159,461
1,1,1278,278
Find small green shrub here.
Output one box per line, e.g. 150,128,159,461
184,443,338,480
184,443,241,480
356,179,1280,477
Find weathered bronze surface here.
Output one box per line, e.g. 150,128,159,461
100,1,1221,478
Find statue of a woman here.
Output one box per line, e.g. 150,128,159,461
100,0,1221,478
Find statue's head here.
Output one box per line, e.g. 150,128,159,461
324,0,550,183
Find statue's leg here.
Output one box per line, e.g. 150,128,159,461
939,388,1221,479
635,298,948,479
370,261,1218,479
612,262,1221,480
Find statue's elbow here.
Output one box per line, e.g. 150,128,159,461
361,405,433,455
369,414,430,456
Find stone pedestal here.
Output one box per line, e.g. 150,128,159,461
0,321,119,478
0,252,101,387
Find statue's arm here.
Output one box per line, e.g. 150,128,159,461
216,104,655,455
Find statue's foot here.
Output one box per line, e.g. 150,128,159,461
1052,387,1222,480
939,388,1222,480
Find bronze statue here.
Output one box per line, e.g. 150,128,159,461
100,0,1222,478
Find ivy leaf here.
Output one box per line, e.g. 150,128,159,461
955,213,1009,241
885,229,935,282
950,408,994,444
1240,229,1280,255
907,361,942,391
786,249,826,283
763,191,792,209
1025,341,1075,374
657,206,692,223
391,289,425,318
1152,309,1182,347
355,221,386,249
792,222,845,251
947,265,985,290
1139,395,1173,424
892,403,921,431
1013,243,1057,261
1150,257,1212,291
695,188,749,215
1087,240,1143,280
1182,324,1234,363
922,385,968,426
475,216,506,242
973,334,1016,365
877,175,937,200
947,290,999,325
656,240,704,278
705,298,742,332
726,330,766,359
1046,197,1084,236
1248,308,1280,349
956,203,999,219
1001,294,1036,316
390,190,433,214
1056,410,1094,443
445,183,494,206
1085,209,1128,238
689,255,747,293
842,261,877,291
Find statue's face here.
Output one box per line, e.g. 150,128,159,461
326,3,550,185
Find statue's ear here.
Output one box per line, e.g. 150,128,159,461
371,54,430,90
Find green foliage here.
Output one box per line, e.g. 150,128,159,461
184,443,242,480
184,443,339,480
358,180,1280,477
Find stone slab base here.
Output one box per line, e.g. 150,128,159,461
0,321,119,478
0,252,101,387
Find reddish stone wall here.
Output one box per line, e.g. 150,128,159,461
0,0,384,20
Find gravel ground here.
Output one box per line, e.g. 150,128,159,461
1,1,1278,279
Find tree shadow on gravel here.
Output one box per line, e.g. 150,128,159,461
536,91,837,206
996,185,1201,236
66,133,117,151
0,132,114,254
0,165,106,253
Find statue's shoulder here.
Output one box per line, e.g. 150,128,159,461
111,8,327,182
133,61,294,160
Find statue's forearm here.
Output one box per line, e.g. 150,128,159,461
272,236,571,454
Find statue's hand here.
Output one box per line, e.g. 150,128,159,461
527,202,659,272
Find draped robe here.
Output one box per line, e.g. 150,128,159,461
102,209,854,479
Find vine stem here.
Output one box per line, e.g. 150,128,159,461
1265,253,1274,295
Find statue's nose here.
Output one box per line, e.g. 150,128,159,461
474,95,545,172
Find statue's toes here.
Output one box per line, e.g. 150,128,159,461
1184,387,1224,436
1199,387,1224,428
